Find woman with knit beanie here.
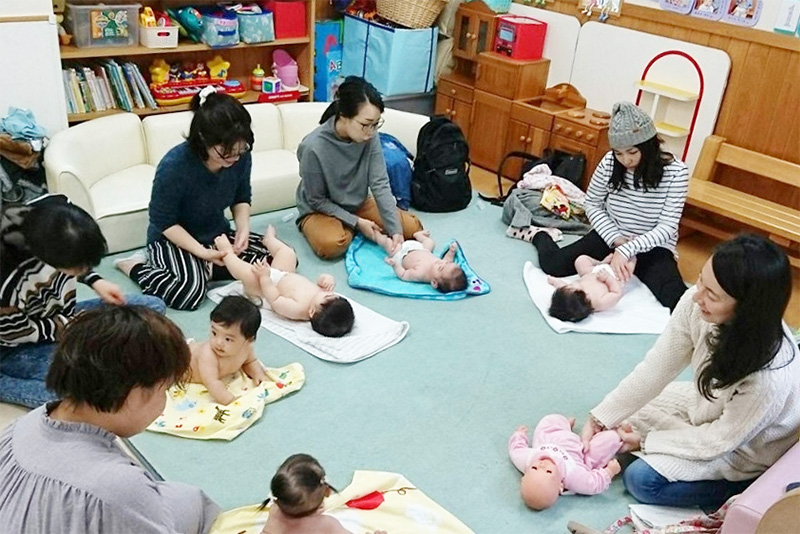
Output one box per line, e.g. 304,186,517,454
529,101,689,311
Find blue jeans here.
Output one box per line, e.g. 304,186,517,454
0,295,166,408
623,458,756,510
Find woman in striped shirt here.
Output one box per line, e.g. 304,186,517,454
532,101,689,311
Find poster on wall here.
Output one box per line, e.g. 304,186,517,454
690,0,724,20
721,0,762,26
659,0,693,15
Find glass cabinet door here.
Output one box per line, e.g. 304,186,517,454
476,18,491,55
456,15,471,55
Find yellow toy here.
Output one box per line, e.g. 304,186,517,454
149,58,170,85
207,55,230,79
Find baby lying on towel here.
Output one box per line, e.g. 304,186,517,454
215,226,354,338
547,254,637,322
376,230,466,293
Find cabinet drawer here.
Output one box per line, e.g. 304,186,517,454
511,102,554,131
438,78,474,104
549,134,595,157
552,118,601,145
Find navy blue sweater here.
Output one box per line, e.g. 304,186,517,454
147,142,252,246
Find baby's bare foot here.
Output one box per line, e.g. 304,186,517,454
213,234,233,254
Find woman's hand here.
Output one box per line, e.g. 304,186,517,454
201,247,226,266
233,226,249,255
356,218,382,242
580,416,605,452
389,233,404,256
610,250,635,282
91,279,126,305
616,422,642,453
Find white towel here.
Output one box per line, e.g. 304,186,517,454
523,261,670,335
208,282,409,363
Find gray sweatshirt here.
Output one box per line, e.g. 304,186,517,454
295,116,401,236
0,404,220,533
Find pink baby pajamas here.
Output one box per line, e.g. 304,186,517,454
508,413,622,495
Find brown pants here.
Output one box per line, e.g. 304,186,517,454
299,197,423,259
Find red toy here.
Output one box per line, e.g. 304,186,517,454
261,0,307,38
494,15,547,60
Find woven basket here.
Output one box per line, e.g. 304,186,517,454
376,0,447,29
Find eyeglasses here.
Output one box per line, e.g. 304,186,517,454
213,142,252,161
355,117,384,133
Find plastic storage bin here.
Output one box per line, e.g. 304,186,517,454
66,3,140,48
201,10,240,47
140,25,179,48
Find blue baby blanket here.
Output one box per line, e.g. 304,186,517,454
345,234,490,300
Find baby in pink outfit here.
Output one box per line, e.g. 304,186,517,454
508,413,623,510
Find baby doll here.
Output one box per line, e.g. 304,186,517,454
376,230,467,293
547,254,637,322
188,295,267,405
214,226,354,337
508,414,623,510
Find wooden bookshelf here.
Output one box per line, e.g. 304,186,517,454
61,0,321,124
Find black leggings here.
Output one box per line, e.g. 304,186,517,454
532,230,687,311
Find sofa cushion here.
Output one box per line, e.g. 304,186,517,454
45,113,147,191
250,149,300,214
142,111,193,166
89,164,155,220
247,103,284,152
278,102,330,151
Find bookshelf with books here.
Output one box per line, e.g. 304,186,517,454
60,1,326,124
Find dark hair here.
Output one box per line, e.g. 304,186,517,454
549,287,593,322
262,454,337,518
187,91,254,162
697,234,793,400
20,196,106,270
319,76,384,124
210,295,261,340
46,306,190,412
608,136,674,192
436,267,467,293
310,296,354,338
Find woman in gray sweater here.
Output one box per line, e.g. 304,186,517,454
0,306,219,533
580,234,799,509
295,76,423,259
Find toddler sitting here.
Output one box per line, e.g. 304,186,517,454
547,254,636,322
215,226,354,337
508,414,622,510
188,295,267,405
376,230,467,293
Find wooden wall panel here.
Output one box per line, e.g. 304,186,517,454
519,0,800,209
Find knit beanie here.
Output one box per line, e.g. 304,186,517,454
607,101,657,149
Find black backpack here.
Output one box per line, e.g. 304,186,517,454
411,117,472,212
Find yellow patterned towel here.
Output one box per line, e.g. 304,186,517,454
146,363,305,441
210,470,474,534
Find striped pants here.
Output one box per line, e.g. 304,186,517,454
130,231,272,311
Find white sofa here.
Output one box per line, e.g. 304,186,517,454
44,103,429,253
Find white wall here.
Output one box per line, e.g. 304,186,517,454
0,0,68,136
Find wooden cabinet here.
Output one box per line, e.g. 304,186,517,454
61,0,320,124
502,119,551,179
475,53,549,102
468,90,512,171
550,110,611,189
453,0,497,61
434,76,474,138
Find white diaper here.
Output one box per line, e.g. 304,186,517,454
591,263,617,279
391,240,425,264
269,267,287,285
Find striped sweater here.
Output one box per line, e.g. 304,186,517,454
584,152,689,259
0,206,100,347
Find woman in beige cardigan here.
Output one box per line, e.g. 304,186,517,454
580,234,799,509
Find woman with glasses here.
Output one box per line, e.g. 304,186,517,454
116,89,272,310
295,76,423,259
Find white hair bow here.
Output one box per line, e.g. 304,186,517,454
198,85,218,106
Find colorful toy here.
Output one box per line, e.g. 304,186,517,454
272,49,299,89
149,55,246,106
262,76,282,93
251,64,265,92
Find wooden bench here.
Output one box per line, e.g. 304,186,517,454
682,135,800,268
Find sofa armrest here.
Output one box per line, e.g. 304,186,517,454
45,169,94,217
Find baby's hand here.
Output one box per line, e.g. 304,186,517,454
515,425,528,435
317,273,336,292
413,229,430,240
214,234,234,255
385,257,396,266
251,259,271,278
604,459,621,477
